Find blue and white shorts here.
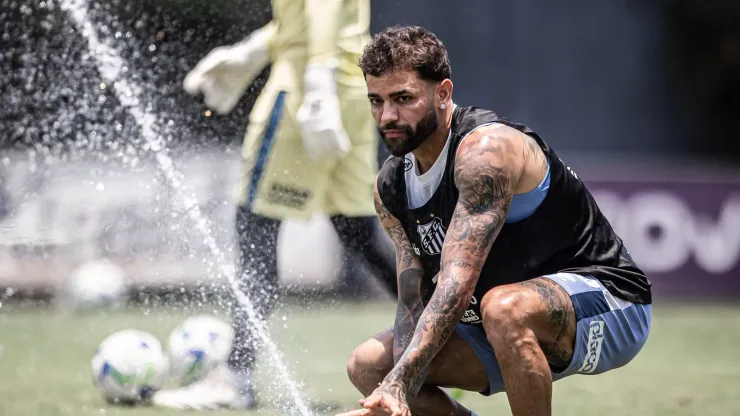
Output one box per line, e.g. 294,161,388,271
455,273,652,396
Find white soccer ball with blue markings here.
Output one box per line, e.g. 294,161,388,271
64,260,126,310
167,314,234,386
91,329,168,404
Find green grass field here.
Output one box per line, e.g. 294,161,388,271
1,300,739,416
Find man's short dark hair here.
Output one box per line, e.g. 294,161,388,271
359,25,451,82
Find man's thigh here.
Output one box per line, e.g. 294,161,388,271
470,273,652,396
542,273,652,379
365,327,489,392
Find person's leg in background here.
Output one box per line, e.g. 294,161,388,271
226,205,282,407
330,215,397,297
153,207,285,410
225,71,340,405
160,76,329,409
151,82,296,410
225,81,313,405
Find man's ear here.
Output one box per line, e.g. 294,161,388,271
437,79,453,108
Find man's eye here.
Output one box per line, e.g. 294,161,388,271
369,98,382,105
397,96,411,103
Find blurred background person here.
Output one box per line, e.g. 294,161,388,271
152,0,398,410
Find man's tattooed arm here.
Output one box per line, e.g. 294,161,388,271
382,128,523,398
373,178,425,365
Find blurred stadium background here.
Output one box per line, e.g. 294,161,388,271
0,0,739,415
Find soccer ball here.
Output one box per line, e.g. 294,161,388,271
167,314,234,386
91,329,168,404
62,259,126,309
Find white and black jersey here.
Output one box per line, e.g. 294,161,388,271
377,105,652,326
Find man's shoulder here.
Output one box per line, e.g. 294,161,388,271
377,156,409,197
452,105,541,145
451,105,502,138
376,156,409,218
379,155,411,176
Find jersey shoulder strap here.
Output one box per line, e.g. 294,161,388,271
376,156,408,220
450,106,501,138
451,106,543,140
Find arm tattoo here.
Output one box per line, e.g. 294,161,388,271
393,268,425,364
374,188,414,269
383,136,516,398
373,181,426,365
523,135,548,179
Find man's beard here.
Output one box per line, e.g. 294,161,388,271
379,108,439,157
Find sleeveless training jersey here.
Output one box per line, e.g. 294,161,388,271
377,106,652,326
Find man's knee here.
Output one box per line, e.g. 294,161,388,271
481,285,536,342
481,279,577,370
346,331,394,395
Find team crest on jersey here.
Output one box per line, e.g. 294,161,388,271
403,158,413,172
417,217,446,255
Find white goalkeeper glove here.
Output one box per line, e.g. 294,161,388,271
183,27,271,115
296,62,351,161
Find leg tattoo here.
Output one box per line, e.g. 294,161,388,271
518,278,576,371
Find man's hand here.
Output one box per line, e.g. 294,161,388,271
336,381,411,416
297,62,351,161
183,24,272,115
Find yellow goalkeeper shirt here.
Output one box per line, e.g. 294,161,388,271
263,0,370,88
